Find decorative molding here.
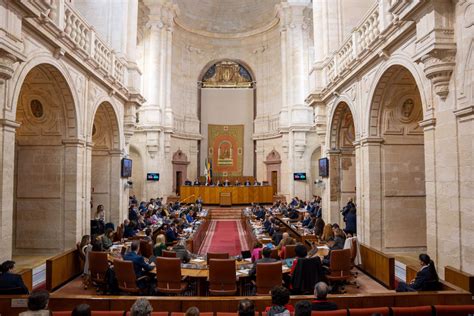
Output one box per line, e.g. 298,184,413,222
420,49,456,100
453,105,474,122
418,118,437,131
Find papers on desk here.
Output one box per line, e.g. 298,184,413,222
244,258,252,262
236,269,250,276
192,258,205,263
317,245,330,250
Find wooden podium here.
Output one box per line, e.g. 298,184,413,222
219,192,232,206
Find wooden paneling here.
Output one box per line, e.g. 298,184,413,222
359,244,395,289
180,186,273,205
187,219,210,253
406,265,418,284
445,266,474,294
46,248,82,291
16,268,32,293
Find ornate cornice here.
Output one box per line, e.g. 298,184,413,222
420,49,456,100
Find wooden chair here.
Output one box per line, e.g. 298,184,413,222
270,248,280,260
207,252,229,265
162,250,177,258
139,240,153,258
391,306,434,316
114,259,145,294
155,257,187,294
284,244,296,259
434,305,474,316
89,251,109,289
311,311,347,316
256,261,282,295
348,307,390,316
208,259,237,295
326,249,354,290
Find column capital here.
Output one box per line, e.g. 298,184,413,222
144,0,178,31
419,118,437,131
0,52,17,81
359,137,384,146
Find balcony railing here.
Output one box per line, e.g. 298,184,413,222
41,0,126,88
323,3,381,86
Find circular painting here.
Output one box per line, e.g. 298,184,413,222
30,99,44,118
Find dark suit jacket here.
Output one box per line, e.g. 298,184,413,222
123,251,153,278
0,272,29,294
412,266,437,290
249,257,277,277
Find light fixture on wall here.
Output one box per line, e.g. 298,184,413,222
124,180,133,189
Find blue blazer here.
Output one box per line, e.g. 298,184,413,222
0,272,29,294
123,251,153,278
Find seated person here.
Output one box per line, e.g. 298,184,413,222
0,260,29,294
302,213,312,227
193,179,200,186
272,227,283,245
251,242,263,262
311,282,338,311
244,179,251,186
265,286,294,316
172,240,191,263
328,228,345,250
289,244,308,276
238,299,255,316
130,298,153,316
249,247,277,278
72,304,91,316
186,210,194,224
143,228,153,242
101,228,115,250
276,232,296,252
234,180,241,186
253,180,260,186
255,207,266,221
128,206,139,222
123,219,137,238
153,234,167,257
396,253,439,292
184,179,192,186
294,301,312,316
19,290,50,316
224,179,230,186
123,241,155,287
288,208,299,220
165,223,179,243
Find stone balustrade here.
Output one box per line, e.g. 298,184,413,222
36,0,127,89
322,3,381,86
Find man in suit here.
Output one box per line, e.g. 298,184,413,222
123,241,155,288
244,179,251,186
165,223,178,243
193,179,200,186
224,179,230,186
0,261,29,294
249,247,277,278
184,179,192,186
312,282,338,311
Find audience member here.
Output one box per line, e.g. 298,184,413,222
185,307,200,316
238,299,255,316
249,247,277,278
320,224,334,243
396,254,439,292
153,234,167,257
72,304,91,316
251,242,263,262
172,239,191,263
265,286,294,316
130,298,153,316
123,240,155,288
101,228,114,250
0,260,29,294
19,290,50,316
311,282,338,311
343,206,357,236
294,301,312,316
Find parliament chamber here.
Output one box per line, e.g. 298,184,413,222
0,0,473,315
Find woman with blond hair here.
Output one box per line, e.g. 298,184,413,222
153,234,167,257
320,224,334,243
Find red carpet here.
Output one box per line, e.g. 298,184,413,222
198,220,249,256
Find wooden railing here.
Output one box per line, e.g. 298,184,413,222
186,219,210,254
359,243,395,289
445,266,474,294
16,269,33,293
46,248,82,291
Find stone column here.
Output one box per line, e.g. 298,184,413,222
0,52,19,262
109,149,124,225
278,1,314,200
62,139,87,249
359,137,383,250
326,150,341,224
84,141,94,236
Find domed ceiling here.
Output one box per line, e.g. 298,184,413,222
174,0,281,35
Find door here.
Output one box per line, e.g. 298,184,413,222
176,171,182,196
271,171,278,195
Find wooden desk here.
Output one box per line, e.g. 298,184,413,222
180,186,273,205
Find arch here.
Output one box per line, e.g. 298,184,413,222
328,102,356,150
10,55,81,138
197,58,256,83
265,149,281,162
366,55,430,137
89,98,123,151
172,149,189,163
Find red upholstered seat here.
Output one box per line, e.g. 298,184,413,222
347,307,390,316
391,306,433,316
434,305,474,316
216,313,238,316
312,310,347,316
53,312,124,316
171,313,213,316
125,312,168,316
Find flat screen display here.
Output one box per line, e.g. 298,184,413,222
147,173,160,181
293,173,307,181
121,158,132,178
319,158,329,177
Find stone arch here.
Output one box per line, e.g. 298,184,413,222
10,56,81,137
328,101,356,150
90,101,123,225
366,56,430,137
12,62,81,255
89,98,123,151
327,95,358,146
197,58,256,83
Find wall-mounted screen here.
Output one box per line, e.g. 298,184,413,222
121,158,132,178
319,158,329,177
293,173,307,181
147,173,160,181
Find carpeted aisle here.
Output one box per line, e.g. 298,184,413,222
198,220,249,256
